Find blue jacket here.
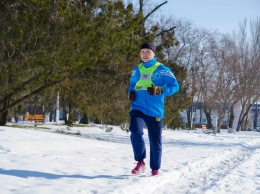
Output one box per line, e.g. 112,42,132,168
128,57,179,118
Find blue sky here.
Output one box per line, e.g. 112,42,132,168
160,0,259,34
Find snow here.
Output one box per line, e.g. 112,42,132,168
1,122,260,194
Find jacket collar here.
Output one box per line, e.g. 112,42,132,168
142,57,157,68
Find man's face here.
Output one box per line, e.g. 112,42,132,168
140,49,155,62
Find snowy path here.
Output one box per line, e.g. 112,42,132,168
1,124,260,194
112,140,260,194
205,141,260,194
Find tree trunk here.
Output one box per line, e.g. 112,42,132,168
204,110,212,128
80,113,89,124
229,109,234,128
67,103,73,126
0,110,9,126
187,107,192,129
0,99,11,126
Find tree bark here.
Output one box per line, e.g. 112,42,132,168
0,99,10,126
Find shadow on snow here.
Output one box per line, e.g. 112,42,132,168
0,168,130,180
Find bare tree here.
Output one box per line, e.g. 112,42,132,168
232,18,260,131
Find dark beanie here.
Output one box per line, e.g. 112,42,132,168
140,42,156,53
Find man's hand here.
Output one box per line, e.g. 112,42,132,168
128,91,135,101
147,84,162,95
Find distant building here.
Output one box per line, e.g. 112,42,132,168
249,103,260,130
180,102,259,130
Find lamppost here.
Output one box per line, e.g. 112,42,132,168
56,91,59,124
212,114,218,134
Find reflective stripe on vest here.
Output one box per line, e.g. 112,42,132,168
135,62,161,91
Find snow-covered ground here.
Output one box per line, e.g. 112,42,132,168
1,122,260,194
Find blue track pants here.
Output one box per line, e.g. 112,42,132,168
129,110,163,170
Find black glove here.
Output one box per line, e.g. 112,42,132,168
147,84,162,95
128,91,135,101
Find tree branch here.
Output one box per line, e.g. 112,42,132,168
156,26,176,37
144,1,167,21
0,75,39,105
0,79,63,114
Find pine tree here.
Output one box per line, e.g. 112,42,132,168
0,0,141,125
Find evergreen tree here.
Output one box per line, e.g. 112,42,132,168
0,0,189,128
0,0,141,125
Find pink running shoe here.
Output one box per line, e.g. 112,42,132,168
131,162,145,175
151,170,159,176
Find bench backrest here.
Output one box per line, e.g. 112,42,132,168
24,114,44,121
201,124,207,130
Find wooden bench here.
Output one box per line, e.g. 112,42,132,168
201,124,212,134
24,114,44,123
